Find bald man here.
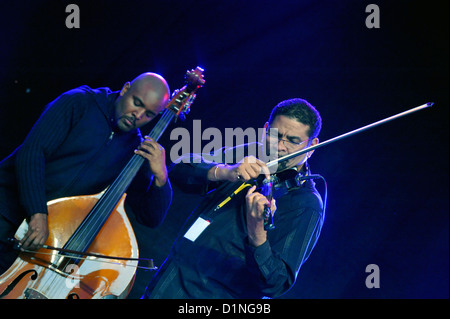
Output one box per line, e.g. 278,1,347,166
0,73,173,276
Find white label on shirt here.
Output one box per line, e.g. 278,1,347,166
184,217,210,242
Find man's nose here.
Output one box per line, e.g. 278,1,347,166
134,109,146,120
277,139,288,152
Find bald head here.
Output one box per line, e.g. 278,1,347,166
129,72,170,109
114,72,171,132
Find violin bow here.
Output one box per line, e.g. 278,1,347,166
266,102,434,169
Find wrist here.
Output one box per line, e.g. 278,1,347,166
247,231,267,247
30,212,48,219
211,163,228,181
247,216,267,247
153,171,168,187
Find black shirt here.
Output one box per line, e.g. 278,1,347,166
143,144,324,298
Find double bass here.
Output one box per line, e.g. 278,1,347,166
0,67,205,299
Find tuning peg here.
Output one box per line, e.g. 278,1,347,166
171,89,180,98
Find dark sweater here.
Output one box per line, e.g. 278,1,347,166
0,85,172,227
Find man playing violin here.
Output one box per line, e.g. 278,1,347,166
143,98,324,298
0,73,172,277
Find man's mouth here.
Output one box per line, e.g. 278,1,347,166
122,116,136,128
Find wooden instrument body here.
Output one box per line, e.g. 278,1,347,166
0,66,205,299
0,192,138,299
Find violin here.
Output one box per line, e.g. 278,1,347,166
232,102,434,230
0,67,205,299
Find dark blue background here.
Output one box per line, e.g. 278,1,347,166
0,0,448,298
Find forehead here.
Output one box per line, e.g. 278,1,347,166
270,115,310,138
131,87,166,112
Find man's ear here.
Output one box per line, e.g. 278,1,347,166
307,137,319,158
120,82,131,96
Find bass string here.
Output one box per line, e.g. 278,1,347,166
87,110,176,221
28,110,177,298
30,160,147,296
55,109,176,264
19,77,199,298
27,252,71,298
72,109,176,242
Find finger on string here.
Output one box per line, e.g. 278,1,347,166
270,199,277,214
246,185,257,196
134,149,149,158
141,140,156,150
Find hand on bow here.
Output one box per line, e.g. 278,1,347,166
20,213,49,250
